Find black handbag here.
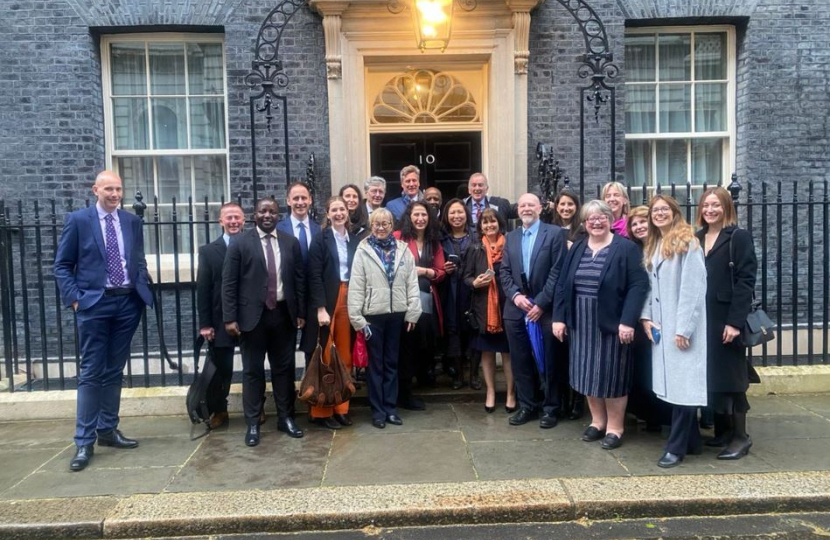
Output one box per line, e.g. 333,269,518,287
729,235,775,348
186,335,217,440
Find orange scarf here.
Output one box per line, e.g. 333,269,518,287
481,234,505,333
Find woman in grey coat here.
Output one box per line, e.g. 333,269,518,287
640,195,708,469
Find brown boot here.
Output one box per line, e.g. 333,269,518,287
209,411,229,429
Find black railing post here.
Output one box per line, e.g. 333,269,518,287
0,201,13,392
133,191,148,389
727,173,742,217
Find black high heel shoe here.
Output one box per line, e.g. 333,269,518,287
505,404,518,414
484,405,495,413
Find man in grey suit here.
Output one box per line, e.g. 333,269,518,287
222,198,306,446
499,193,566,429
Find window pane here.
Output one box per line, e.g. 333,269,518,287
190,98,226,149
195,205,223,249
149,43,186,95
695,33,727,80
115,157,153,200
625,35,655,82
658,34,691,81
150,206,190,254
625,84,656,133
187,43,224,95
659,84,691,133
152,98,187,149
656,139,687,185
111,43,146,96
193,156,227,203
695,82,727,132
625,140,652,187
157,156,191,204
692,138,723,185
112,98,149,150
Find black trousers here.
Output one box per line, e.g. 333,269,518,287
240,302,296,426
207,346,235,414
366,313,404,421
504,313,562,415
665,405,702,457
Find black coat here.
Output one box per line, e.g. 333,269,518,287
440,233,474,333
222,228,306,332
462,241,507,333
308,228,360,319
696,225,757,393
197,237,236,348
553,235,649,334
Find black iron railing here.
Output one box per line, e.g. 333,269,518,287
0,175,828,392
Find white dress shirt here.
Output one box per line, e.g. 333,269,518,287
289,214,313,248
333,228,350,281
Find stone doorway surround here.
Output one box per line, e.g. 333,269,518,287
310,0,544,203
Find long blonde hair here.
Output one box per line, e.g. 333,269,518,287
643,195,697,270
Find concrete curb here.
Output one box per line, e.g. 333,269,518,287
3,471,830,539
2,365,829,421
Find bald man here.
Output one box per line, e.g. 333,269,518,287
55,171,154,471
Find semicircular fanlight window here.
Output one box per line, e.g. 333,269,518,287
371,70,479,125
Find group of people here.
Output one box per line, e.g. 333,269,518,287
54,167,757,472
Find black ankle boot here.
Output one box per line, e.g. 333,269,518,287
717,412,751,460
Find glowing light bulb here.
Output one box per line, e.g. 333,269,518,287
416,0,448,23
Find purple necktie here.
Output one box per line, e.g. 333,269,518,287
265,234,278,309
104,214,125,287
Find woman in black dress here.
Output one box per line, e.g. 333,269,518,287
462,208,516,413
552,200,649,449
695,187,758,460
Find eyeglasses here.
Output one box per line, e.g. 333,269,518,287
651,207,672,215
586,215,609,224
372,222,392,230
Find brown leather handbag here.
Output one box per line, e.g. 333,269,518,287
298,320,355,407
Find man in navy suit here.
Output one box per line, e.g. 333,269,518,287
386,165,424,221
196,202,245,429
464,173,517,226
54,171,153,471
276,182,321,361
499,193,566,429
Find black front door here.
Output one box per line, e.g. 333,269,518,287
370,132,482,205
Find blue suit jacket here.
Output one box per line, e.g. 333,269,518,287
54,206,153,310
499,221,566,320
276,216,321,251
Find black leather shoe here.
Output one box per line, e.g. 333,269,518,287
277,417,304,438
484,405,495,414
568,403,585,421
657,452,683,468
505,404,518,414
469,376,483,391
601,433,623,449
508,408,538,426
312,417,342,430
245,425,260,447
451,377,465,390
581,426,606,442
333,413,353,426
539,412,558,429
399,398,426,411
69,444,94,471
386,415,403,425
717,438,752,460
97,429,138,449
372,419,386,429
705,433,733,447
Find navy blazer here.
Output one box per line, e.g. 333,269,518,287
499,221,566,320
553,235,649,334
276,216,321,255
54,205,153,310
308,227,360,316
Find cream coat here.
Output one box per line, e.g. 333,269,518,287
641,239,708,407
348,238,422,330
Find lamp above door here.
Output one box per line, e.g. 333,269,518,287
388,0,477,51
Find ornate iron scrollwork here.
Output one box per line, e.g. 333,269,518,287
552,0,619,123
536,143,568,222
245,0,306,132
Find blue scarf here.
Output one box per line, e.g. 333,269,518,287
368,235,397,285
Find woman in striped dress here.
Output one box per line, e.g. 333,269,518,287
553,200,649,449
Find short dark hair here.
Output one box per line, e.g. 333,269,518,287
440,198,470,234
287,182,311,196
475,207,506,237
255,196,279,214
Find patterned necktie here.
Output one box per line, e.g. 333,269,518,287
265,234,278,309
104,214,125,287
298,222,309,264
474,202,482,224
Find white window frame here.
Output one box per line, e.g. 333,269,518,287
624,25,737,189
101,33,230,281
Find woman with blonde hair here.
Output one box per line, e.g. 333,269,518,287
695,187,757,460
601,182,630,238
640,195,708,468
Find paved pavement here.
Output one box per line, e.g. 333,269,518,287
2,392,830,500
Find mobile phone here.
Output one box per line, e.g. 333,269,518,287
448,254,461,265
651,327,661,344
484,269,496,277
